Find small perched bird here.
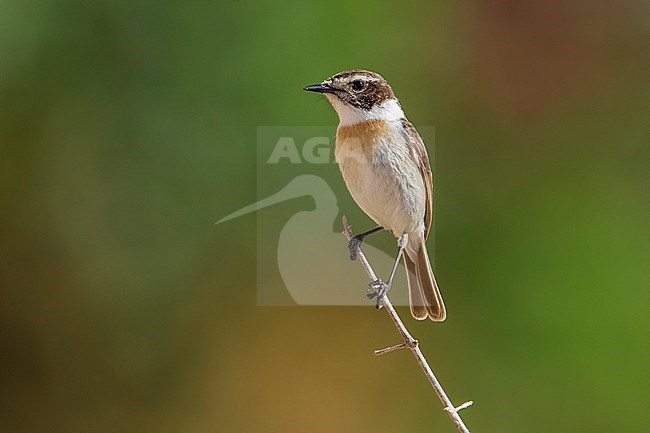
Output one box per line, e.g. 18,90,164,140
304,69,446,321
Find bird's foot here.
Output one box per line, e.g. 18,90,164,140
348,235,364,261
367,279,391,309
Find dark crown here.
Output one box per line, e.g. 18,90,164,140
323,69,396,110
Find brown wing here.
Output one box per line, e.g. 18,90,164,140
401,119,433,239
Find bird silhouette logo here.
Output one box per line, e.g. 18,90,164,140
217,175,409,306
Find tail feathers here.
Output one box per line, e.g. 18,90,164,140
404,237,446,322
404,253,427,320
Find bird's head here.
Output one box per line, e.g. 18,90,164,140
304,69,404,126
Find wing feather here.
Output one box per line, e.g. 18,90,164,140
401,119,433,239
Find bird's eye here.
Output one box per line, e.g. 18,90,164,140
351,80,366,91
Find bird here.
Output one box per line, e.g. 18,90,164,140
304,69,446,321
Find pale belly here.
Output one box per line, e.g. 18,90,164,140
335,134,426,237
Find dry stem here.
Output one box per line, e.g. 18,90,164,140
342,215,473,433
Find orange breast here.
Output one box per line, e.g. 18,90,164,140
336,119,389,156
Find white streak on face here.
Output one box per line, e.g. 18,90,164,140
326,96,405,127
349,75,379,84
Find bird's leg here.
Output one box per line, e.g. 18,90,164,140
348,226,383,261
367,234,408,308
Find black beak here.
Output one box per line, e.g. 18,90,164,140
303,83,336,94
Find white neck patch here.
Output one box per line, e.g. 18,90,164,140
326,96,405,127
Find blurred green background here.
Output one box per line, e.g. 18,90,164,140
1,1,648,432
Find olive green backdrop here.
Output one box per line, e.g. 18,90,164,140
1,1,648,432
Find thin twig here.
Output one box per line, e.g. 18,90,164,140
446,401,474,413
374,341,417,356
342,215,472,433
